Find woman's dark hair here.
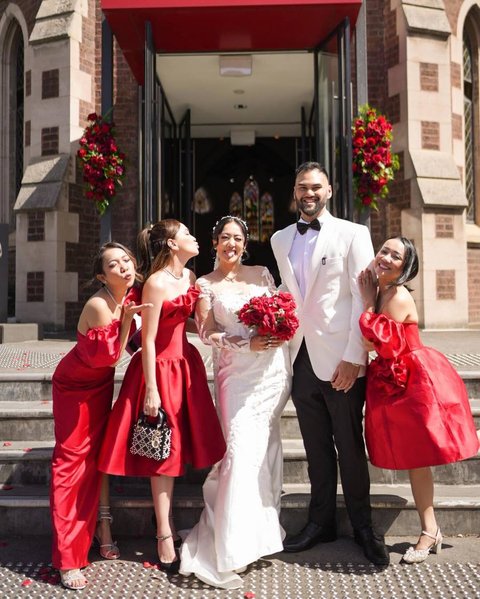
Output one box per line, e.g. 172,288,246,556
211,215,249,246
390,236,419,288
137,219,181,279
88,241,139,286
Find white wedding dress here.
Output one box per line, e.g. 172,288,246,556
179,267,291,589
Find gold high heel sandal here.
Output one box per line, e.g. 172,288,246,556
402,528,442,564
94,506,120,560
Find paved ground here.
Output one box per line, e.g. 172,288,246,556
1,329,479,597
0,535,479,598
0,328,479,374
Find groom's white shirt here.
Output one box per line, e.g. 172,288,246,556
271,210,374,381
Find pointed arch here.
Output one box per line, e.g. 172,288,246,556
0,6,28,225
461,5,480,224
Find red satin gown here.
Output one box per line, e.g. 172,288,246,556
50,320,124,570
98,286,226,477
360,311,479,470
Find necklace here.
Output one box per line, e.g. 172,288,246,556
223,272,238,283
163,268,183,280
104,285,123,309
219,268,240,283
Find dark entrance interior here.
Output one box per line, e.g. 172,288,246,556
192,137,298,281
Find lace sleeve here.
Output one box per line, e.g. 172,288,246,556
261,267,277,294
195,279,251,352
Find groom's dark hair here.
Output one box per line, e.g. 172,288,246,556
295,161,329,180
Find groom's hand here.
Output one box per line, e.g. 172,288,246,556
331,361,360,393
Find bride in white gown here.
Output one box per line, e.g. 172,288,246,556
179,216,292,589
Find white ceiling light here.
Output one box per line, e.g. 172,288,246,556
219,55,252,77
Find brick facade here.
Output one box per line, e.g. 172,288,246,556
420,63,439,92
26,271,44,302
435,215,454,239
467,248,480,323
41,68,59,99
421,121,440,150
27,210,44,242
41,126,59,156
436,270,456,301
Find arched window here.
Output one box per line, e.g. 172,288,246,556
463,14,480,224
0,18,24,316
1,21,24,227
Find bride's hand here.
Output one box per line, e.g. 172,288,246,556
250,335,284,351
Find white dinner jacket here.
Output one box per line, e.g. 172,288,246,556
271,210,374,381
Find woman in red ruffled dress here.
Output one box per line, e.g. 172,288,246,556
51,242,148,590
98,220,226,573
358,236,479,564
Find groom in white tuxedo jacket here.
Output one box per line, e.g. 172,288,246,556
271,162,389,566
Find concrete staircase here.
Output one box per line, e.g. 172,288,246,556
1,370,479,538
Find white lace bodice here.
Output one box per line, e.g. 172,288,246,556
195,266,277,353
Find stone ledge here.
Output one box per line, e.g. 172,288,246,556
402,3,451,39
0,324,42,344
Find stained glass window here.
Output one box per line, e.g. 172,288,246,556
260,192,274,241
244,177,259,241
229,191,243,218
229,179,275,242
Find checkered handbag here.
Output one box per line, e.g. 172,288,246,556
129,410,172,461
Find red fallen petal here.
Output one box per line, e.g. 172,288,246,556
23,448,32,453
41,400,51,404
21,579,33,586
143,561,153,568
244,593,256,599
1,484,13,491
3,442,12,446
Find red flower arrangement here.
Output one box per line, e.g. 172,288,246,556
352,104,399,212
237,292,299,341
77,112,126,215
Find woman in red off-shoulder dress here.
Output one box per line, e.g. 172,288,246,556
51,242,148,590
358,236,479,565
98,220,225,573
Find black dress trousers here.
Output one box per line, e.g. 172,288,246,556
291,340,372,531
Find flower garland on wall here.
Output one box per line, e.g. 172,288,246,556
77,112,126,216
352,104,399,212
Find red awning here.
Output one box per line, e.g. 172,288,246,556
102,0,362,83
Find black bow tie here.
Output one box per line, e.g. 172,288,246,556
296,220,321,235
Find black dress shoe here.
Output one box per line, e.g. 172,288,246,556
354,527,390,566
283,522,337,553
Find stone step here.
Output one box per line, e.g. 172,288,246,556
2,369,480,402
1,398,479,443
2,437,479,487
0,399,300,441
1,482,479,537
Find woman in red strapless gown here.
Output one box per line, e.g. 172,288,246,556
358,237,479,565
51,243,147,590
99,220,226,573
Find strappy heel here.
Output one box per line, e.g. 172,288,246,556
60,569,87,590
156,534,180,574
403,528,442,563
94,506,120,560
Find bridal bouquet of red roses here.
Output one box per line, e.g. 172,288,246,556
237,292,299,341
